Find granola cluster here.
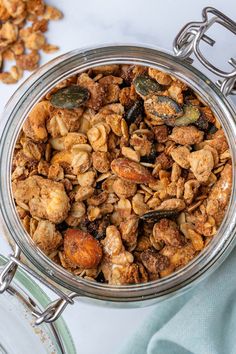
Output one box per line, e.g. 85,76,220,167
0,0,62,84
12,64,232,285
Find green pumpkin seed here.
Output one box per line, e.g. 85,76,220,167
140,209,180,223
144,95,183,120
174,104,200,126
50,85,90,109
133,74,162,97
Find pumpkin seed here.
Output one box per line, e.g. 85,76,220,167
194,114,209,131
50,85,90,109
133,74,162,97
125,100,144,125
140,209,180,223
208,123,218,134
144,95,183,120
173,104,200,126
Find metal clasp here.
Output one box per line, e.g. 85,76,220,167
173,7,236,96
0,246,77,325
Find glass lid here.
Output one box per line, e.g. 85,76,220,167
0,255,76,354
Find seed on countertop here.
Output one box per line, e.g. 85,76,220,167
50,85,90,109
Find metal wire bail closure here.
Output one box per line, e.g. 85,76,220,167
0,245,77,325
173,7,236,96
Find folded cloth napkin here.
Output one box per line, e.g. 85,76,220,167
118,247,236,354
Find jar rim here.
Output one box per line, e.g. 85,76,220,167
1,44,236,301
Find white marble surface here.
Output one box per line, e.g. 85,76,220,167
0,1,235,353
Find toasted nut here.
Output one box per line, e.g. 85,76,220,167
87,123,109,152
148,68,172,85
23,101,52,142
183,180,200,204
111,250,134,265
189,149,214,183
161,243,195,268
64,229,102,268
132,193,149,216
171,146,190,169
50,133,87,151
117,198,132,218
102,225,123,256
180,223,204,251
111,158,155,184
13,176,70,224
153,219,184,247
206,163,232,225
32,220,62,255
140,249,170,274
119,215,139,251
170,126,204,145
113,178,137,198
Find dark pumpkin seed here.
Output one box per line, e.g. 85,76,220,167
125,100,144,125
208,123,218,134
172,104,200,126
145,95,183,120
50,85,90,109
133,74,162,97
140,209,180,223
194,114,209,131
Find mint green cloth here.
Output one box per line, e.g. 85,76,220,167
118,248,236,354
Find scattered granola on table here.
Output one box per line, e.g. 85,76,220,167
12,64,232,285
0,0,62,84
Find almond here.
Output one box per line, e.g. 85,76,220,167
111,158,155,184
64,229,102,269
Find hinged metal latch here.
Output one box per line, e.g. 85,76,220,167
173,7,236,96
0,245,77,325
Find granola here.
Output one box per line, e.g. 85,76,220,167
12,64,232,285
0,0,62,84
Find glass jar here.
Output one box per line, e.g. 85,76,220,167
0,8,236,323
0,255,76,353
